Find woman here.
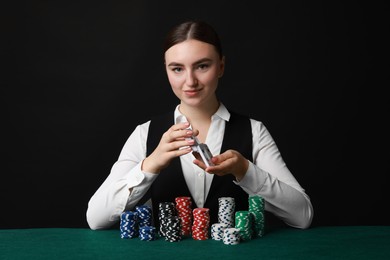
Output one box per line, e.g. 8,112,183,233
86,20,313,230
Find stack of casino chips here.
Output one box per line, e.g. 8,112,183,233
135,205,156,241
158,202,177,237
235,210,253,241
222,227,241,245
249,195,265,237
160,215,182,242
158,202,182,242
175,197,193,236
120,211,138,239
135,205,153,227
218,197,235,227
211,223,228,241
192,208,210,240
139,226,157,241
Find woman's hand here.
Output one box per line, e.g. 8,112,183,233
193,149,249,181
142,122,198,174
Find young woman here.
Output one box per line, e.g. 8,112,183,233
86,20,313,230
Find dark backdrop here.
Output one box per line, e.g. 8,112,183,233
1,1,388,228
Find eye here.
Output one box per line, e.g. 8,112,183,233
171,67,183,73
197,63,209,70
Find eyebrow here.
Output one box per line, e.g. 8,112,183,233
167,58,213,67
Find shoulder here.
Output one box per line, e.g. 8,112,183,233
227,109,263,127
223,106,271,142
227,110,269,138
227,109,251,122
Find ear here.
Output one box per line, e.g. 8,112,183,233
218,56,225,78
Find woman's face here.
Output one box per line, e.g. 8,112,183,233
164,39,224,108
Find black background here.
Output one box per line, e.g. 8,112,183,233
1,1,388,228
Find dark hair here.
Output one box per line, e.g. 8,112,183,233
163,20,223,59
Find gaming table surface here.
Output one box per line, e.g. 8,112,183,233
1,226,389,259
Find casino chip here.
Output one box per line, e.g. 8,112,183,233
222,227,241,245
136,205,153,228
158,202,182,242
218,197,235,228
211,223,228,241
211,195,267,245
235,210,253,241
192,208,210,240
120,211,139,239
139,226,157,241
249,195,265,237
158,202,177,238
124,195,266,244
161,215,182,242
120,205,157,241
175,197,193,236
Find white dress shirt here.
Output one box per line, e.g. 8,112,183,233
86,103,313,230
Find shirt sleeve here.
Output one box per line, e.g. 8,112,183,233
235,119,314,229
86,122,158,230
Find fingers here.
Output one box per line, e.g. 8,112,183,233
195,150,248,178
168,138,195,151
161,122,198,155
191,128,200,137
145,122,200,173
193,158,207,170
209,150,235,166
166,122,194,141
168,122,200,140
170,122,190,132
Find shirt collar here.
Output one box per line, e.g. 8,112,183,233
174,102,231,124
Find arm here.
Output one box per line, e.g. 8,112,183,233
237,119,313,229
86,122,158,230
238,163,313,229
86,121,196,230
195,119,313,229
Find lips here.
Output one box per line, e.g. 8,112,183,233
184,89,201,96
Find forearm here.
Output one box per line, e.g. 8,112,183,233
260,175,313,229
86,179,131,230
86,161,157,230
237,163,313,229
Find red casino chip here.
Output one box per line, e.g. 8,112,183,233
192,208,210,240
175,197,193,236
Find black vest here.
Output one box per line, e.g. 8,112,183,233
143,111,253,227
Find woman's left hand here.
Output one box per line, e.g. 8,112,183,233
193,149,249,181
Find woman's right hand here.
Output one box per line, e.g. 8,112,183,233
141,122,197,174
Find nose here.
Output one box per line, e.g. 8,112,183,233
185,71,198,87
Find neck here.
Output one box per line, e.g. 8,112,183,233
179,100,219,143
179,99,220,123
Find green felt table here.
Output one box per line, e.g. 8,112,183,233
1,226,389,259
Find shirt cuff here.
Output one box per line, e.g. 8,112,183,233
234,162,266,194
126,161,158,189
